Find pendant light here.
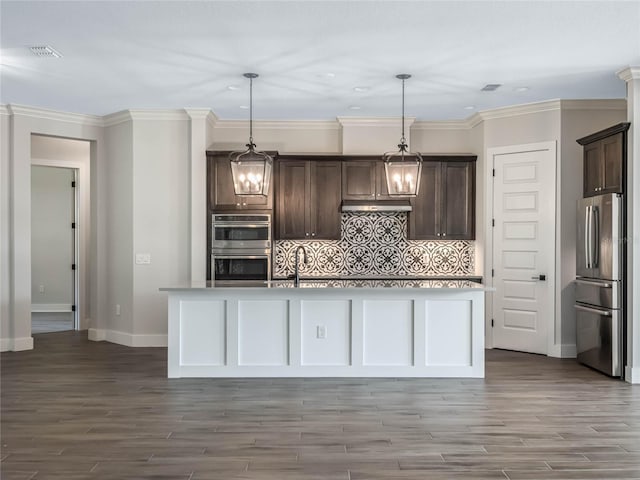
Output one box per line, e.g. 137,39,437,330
229,73,273,196
383,74,422,196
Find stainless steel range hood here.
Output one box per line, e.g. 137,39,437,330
341,200,412,212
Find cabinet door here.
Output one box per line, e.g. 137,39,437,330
601,133,623,193
375,161,391,199
408,162,441,240
342,161,377,200
441,162,475,240
309,161,342,239
275,161,309,239
583,142,602,197
209,155,272,210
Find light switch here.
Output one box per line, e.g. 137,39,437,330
316,325,327,339
135,253,151,265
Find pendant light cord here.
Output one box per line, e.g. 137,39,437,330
249,76,254,147
401,76,406,144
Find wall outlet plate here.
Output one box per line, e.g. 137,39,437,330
135,253,151,265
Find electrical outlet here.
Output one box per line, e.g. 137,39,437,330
116,304,121,316
316,325,327,339
38,285,45,293
135,253,151,265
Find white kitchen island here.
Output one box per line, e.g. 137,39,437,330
160,279,489,378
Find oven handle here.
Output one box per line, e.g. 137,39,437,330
212,255,270,259
213,223,271,228
574,304,612,316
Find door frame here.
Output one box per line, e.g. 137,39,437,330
484,141,557,354
31,156,88,331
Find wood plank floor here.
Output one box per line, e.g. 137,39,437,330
2,331,639,480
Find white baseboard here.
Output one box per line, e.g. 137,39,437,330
31,303,72,313
548,343,577,358
0,336,34,352
626,366,640,384
88,328,167,347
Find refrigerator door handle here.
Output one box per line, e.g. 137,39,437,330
574,304,612,316
592,205,599,268
585,205,591,269
574,278,612,288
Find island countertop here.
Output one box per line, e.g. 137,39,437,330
160,278,491,292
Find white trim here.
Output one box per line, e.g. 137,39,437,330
215,119,340,130
559,99,627,110
31,303,72,313
0,337,34,352
485,141,558,356
184,108,213,120
102,110,132,127
7,104,103,126
337,116,415,128
478,100,561,121
617,66,640,82
412,120,470,131
625,366,640,384
128,109,189,122
0,104,10,116
88,328,167,347
548,343,577,358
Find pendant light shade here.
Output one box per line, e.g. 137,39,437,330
383,74,422,197
229,73,273,196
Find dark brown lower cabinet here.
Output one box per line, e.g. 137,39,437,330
275,160,342,240
409,157,476,240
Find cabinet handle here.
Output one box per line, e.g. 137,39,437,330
442,233,446,237
236,203,240,206
305,233,309,237
437,233,441,237
311,233,316,237
371,194,375,197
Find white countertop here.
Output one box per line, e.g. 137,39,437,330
161,278,492,292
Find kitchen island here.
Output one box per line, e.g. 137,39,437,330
160,279,489,378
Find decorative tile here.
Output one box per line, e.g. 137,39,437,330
273,212,474,278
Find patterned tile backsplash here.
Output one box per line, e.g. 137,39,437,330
274,212,474,278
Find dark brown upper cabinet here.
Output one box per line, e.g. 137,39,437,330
207,152,273,211
342,159,390,200
275,159,342,240
577,123,630,198
409,156,476,240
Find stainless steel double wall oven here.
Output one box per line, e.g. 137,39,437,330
211,214,271,282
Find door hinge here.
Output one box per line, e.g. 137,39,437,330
492,168,496,177
71,181,76,188
71,264,76,270
491,319,494,327
491,268,495,277
492,219,495,227
71,222,76,229
71,305,76,312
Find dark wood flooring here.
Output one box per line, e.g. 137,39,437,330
1,331,639,479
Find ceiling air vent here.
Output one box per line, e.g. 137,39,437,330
481,84,501,91
29,45,63,58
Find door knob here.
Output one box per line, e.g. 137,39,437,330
531,274,546,281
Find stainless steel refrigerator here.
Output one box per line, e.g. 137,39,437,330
575,193,624,377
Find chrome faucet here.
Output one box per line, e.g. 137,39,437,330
293,245,308,287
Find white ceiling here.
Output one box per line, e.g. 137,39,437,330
2,1,639,121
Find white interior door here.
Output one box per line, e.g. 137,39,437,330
491,143,556,355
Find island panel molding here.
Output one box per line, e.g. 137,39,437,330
163,284,487,378
274,212,474,277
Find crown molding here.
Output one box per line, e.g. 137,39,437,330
127,109,189,121
337,116,415,128
215,119,340,131
0,105,10,116
102,110,133,127
617,66,640,82
184,108,213,121
477,99,562,121
412,119,470,131
559,99,626,110
6,104,103,126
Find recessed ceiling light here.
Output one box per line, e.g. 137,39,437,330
353,86,370,92
239,105,249,109
463,105,476,110
348,105,361,110
514,86,530,92
481,84,501,92
29,45,63,58
227,85,240,91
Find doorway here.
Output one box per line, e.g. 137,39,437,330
31,165,78,333
487,142,556,355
